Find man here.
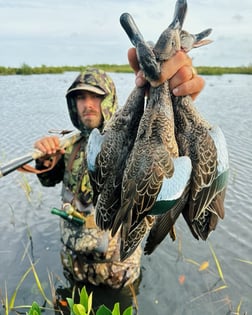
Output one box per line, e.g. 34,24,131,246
34,49,204,289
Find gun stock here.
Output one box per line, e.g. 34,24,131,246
0,130,81,178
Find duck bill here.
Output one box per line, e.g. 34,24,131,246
195,28,212,41
120,12,145,47
169,0,187,30
192,28,213,49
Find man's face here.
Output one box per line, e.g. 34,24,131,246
76,91,104,129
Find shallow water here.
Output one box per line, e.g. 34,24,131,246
0,73,252,314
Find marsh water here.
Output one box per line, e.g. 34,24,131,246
0,72,252,314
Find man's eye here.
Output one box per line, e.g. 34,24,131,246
94,95,102,99
76,95,85,100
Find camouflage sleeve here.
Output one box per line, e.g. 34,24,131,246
36,155,65,187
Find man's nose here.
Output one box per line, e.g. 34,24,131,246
84,96,95,108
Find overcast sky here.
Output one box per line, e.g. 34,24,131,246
0,0,251,67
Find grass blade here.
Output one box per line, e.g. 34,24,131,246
5,282,9,315
184,258,200,267
236,299,243,314
209,243,225,283
210,284,228,293
28,257,53,306
190,284,228,302
9,265,33,309
236,259,252,265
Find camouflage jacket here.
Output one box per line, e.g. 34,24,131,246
36,68,118,205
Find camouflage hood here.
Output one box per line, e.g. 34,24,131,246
66,68,118,136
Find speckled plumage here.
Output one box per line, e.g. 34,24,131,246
172,96,229,241
115,81,179,259
144,65,228,254
115,0,189,260
123,0,228,256
87,87,146,230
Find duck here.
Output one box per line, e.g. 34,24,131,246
87,86,146,230
144,26,217,254
165,22,228,242
115,79,179,260
113,0,189,260
178,123,229,241
87,11,164,233
169,13,229,240
167,48,229,241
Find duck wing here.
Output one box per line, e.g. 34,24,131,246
186,125,229,239
120,216,154,261
144,156,192,255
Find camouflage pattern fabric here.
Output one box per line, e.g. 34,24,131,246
66,68,118,137
60,220,142,288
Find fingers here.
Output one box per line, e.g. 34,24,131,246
172,71,205,100
128,48,205,99
128,47,147,87
34,136,64,155
135,70,147,87
151,51,192,87
169,65,193,91
128,47,139,74
153,51,205,100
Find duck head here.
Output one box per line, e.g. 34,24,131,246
180,28,213,52
154,0,187,61
120,0,188,81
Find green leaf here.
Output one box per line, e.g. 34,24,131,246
112,302,120,315
96,304,112,315
122,306,133,315
87,291,93,315
67,297,74,313
73,303,87,315
28,301,41,315
79,286,89,310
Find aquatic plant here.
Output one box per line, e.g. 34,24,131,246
176,237,247,314
66,286,132,315
26,287,133,315
1,239,248,315
1,265,133,315
18,173,32,203
28,301,41,315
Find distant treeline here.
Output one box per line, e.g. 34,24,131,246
0,63,252,75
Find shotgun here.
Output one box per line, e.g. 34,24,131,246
0,130,82,178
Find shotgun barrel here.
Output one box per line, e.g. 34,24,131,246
0,130,81,178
